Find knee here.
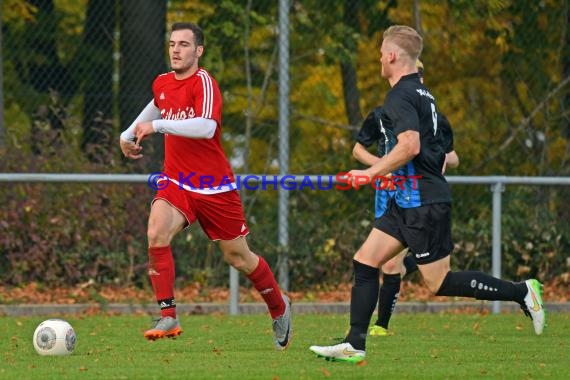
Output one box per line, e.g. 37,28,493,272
381,260,401,275
426,281,441,295
147,226,170,247
424,273,448,295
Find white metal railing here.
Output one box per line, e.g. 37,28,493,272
1,173,569,314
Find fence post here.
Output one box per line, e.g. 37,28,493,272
229,267,239,315
277,0,290,291
0,3,4,148
490,180,505,314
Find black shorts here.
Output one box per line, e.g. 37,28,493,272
375,200,453,265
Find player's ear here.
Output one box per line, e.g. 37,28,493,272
388,51,397,63
196,45,204,58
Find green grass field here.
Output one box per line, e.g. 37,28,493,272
1,312,568,379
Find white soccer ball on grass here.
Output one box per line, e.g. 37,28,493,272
32,319,76,356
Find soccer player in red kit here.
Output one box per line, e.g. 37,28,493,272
119,22,291,350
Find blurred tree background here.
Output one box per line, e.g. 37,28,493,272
0,0,569,289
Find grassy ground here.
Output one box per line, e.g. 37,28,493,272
1,312,568,379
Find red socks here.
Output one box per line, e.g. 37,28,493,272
148,249,283,320
247,256,286,318
148,246,176,319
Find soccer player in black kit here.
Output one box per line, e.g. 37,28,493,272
353,59,460,338
310,25,545,363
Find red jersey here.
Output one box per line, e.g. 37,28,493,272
152,69,235,191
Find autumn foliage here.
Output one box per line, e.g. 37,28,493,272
1,1,569,290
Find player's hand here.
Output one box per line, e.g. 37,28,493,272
119,137,143,159
135,121,156,146
346,169,372,189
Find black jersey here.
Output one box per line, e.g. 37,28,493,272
357,107,454,156
356,106,397,219
381,73,451,207
356,106,396,157
438,113,454,154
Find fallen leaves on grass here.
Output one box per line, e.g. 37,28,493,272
0,275,568,305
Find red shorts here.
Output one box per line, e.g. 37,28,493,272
152,185,249,241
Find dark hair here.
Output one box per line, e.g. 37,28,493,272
171,22,204,46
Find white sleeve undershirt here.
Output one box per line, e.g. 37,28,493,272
152,118,216,139
120,100,161,142
120,99,217,141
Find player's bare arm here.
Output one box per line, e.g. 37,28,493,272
442,151,459,174
445,151,459,169
353,142,382,166
348,130,419,186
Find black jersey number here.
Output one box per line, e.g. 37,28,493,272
430,103,438,136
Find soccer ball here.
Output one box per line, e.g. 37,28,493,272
32,319,76,356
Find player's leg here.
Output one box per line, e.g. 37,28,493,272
348,230,404,347
412,203,545,335
196,190,291,349
218,237,286,319
403,253,418,277
144,198,188,340
371,249,407,336
310,228,404,362
218,236,292,350
419,258,544,334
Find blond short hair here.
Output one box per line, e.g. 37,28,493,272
416,59,424,77
383,25,423,61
